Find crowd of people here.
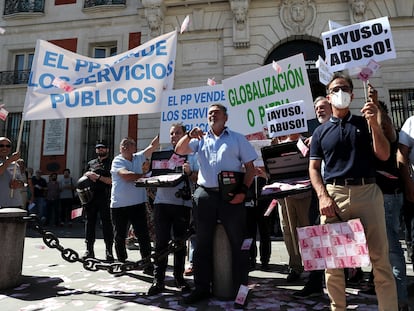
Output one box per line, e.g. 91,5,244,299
1,73,413,310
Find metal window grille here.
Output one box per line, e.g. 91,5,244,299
4,0,45,15
82,116,115,169
389,89,414,130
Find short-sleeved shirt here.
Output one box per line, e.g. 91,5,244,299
399,116,414,177
188,127,257,188
110,151,147,208
309,112,376,182
154,152,198,207
0,159,23,207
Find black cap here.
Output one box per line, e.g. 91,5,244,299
95,141,107,148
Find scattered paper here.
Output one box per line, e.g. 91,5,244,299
207,77,216,86
272,60,282,73
180,15,190,34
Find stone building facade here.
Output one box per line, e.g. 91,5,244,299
0,0,413,178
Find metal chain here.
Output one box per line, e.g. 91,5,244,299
24,213,190,275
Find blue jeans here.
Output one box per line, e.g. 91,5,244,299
383,192,408,304
34,197,47,221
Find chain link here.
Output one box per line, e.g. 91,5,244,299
25,213,191,275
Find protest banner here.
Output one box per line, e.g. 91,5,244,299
222,54,314,137
265,100,308,138
159,84,226,143
322,16,396,73
23,31,177,120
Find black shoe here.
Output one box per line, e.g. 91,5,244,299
292,285,324,299
249,261,256,271
182,289,211,304
346,268,364,286
147,281,165,296
286,269,301,282
261,262,270,271
399,304,409,311
82,250,95,260
105,250,114,263
143,265,154,276
175,278,191,292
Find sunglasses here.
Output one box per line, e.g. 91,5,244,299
329,86,352,94
96,146,106,149
0,144,11,148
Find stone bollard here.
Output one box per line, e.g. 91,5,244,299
0,208,28,289
212,223,234,299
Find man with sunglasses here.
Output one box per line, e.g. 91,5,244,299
0,137,25,208
309,73,397,310
82,141,114,262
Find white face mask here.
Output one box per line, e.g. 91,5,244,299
330,90,351,109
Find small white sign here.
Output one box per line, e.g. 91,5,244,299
265,100,308,138
43,119,66,155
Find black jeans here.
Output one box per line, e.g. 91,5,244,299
246,199,272,265
84,193,113,249
153,203,191,283
192,187,249,296
111,203,151,262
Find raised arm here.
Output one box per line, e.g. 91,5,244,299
175,127,203,155
143,134,160,159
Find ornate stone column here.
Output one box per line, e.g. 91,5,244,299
230,0,250,48
142,0,165,39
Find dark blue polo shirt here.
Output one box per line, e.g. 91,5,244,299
309,112,376,182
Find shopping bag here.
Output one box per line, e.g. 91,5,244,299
297,218,370,271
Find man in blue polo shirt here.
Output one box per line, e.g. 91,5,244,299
309,73,397,311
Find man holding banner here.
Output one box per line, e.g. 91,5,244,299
309,73,397,310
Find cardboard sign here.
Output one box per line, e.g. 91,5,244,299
322,16,396,72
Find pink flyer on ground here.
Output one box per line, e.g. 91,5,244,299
297,218,370,271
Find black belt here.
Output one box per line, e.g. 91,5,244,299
327,177,376,186
199,185,220,192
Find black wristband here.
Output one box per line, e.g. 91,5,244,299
186,131,192,139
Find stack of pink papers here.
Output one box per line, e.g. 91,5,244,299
297,218,370,271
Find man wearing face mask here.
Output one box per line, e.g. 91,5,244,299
309,73,397,310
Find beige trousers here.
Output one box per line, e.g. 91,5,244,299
278,190,312,273
322,183,398,311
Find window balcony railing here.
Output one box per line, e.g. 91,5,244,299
4,0,45,15
0,70,31,85
84,0,126,9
